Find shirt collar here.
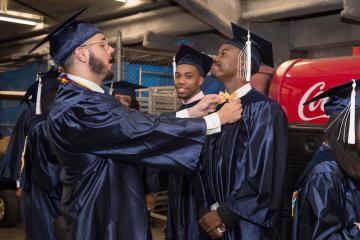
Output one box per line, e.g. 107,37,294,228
226,83,252,98
67,73,105,94
183,91,204,104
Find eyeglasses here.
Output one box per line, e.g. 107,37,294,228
80,40,110,50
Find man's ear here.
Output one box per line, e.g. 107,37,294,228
198,76,204,86
73,47,88,63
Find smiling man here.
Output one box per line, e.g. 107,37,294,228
27,7,244,240
166,45,213,240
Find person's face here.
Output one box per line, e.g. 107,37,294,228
80,33,115,81
114,94,132,107
174,64,203,101
211,44,242,82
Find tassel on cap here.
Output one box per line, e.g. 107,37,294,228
172,56,176,81
109,81,114,95
35,74,43,115
245,30,252,82
348,80,356,144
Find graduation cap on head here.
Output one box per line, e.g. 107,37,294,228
28,6,101,65
21,67,61,114
304,79,360,144
105,81,146,98
174,45,213,77
225,23,273,81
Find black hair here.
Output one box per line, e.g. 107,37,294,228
327,108,360,187
40,85,59,117
129,97,140,111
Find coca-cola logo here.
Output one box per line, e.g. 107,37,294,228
298,82,329,121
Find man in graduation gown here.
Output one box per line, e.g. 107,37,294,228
197,23,288,240
0,93,36,182
291,80,360,239
166,45,213,240
27,7,243,240
21,67,64,240
106,80,160,238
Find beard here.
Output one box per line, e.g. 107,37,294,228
89,50,114,81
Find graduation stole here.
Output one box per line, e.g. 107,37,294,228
19,136,28,178
57,73,93,91
291,190,298,217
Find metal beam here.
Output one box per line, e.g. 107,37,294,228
143,31,225,53
291,14,360,50
174,0,233,37
341,0,360,22
240,0,343,22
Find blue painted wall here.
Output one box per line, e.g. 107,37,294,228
0,60,47,136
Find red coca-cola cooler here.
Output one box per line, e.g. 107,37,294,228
271,55,360,239
269,56,360,124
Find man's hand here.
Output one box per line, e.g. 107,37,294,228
354,222,360,230
145,193,156,212
199,211,223,235
188,94,221,118
15,188,22,197
208,229,224,239
217,99,243,125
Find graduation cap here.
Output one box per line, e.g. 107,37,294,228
174,45,213,77
105,81,146,98
28,6,101,65
224,23,273,81
304,79,360,144
22,67,61,114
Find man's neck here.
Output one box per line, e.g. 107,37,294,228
67,70,103,86
224,77,246,94
182,91,204,104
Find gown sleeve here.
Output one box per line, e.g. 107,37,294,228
294,173,360,240
0,108,33,180
217,102,288,228
49,97,207,174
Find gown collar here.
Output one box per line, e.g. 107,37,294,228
183,91,204,104
67,73,105,94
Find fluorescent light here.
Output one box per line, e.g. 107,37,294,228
0,10,43,26
0,16,36,25
114,0,127,2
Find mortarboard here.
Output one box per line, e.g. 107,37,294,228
105,81,146,98
28,6,101,65
224,23,273,81
22,67,61,114
304,79,360,144
174,45,213,77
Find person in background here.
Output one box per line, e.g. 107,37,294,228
291,80,360,239
106,80,160,233
20,67,63,240
196,23,288,240
0,84,37,194
28,7,242,240
166,45,213,240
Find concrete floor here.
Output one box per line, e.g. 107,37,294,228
0,225,165,240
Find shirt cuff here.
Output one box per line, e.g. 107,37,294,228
204,113,221,135
176,109,189,118
176,109,221,135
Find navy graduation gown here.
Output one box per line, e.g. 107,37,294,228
166,99,202,240
21,115,62,240
197,89,288,240
47,82,207,240
0,106,34,180
291,144,360,239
